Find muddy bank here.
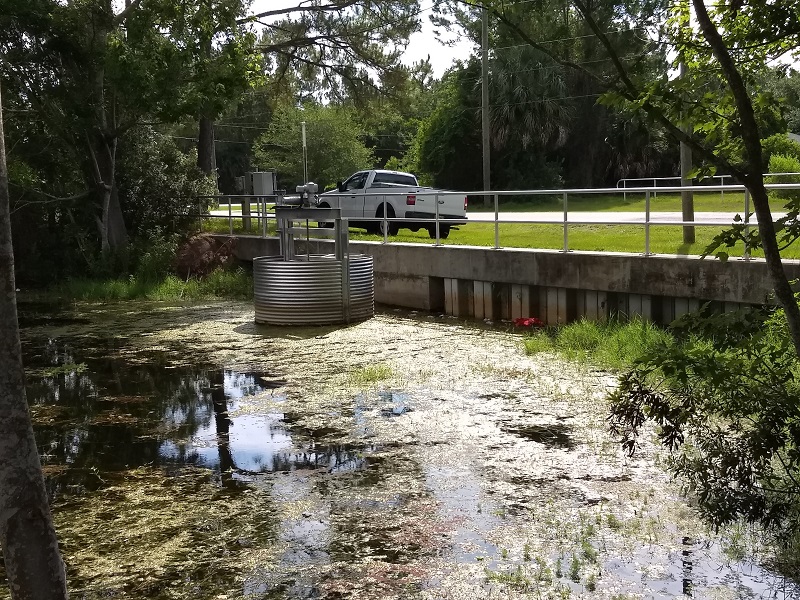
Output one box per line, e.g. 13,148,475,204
4,301,798,599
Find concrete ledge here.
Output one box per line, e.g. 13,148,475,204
226,235,800,322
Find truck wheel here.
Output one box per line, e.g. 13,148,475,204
428,225,450,239
377,205,399,236
317,203,334,228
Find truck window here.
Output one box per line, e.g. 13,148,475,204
372,172,417,186
343,172,368,191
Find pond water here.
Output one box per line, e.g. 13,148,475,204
3,300,800,599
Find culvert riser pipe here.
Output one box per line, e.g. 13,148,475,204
253,254,374,325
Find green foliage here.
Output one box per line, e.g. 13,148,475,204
777,72,800,134
762,133,800,165
348,364,393,386
597,0,797,178
569,554,581,582
131,230,179,284
57,268,252,302
416,65,483,190
608,305,800,540
522,318,672,371
767,155,800,205
0,0,257,267
257,0,421,104
117,127,217,238
704,150,800,261
253,103,374,191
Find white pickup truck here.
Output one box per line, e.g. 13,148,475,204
316,170,467,238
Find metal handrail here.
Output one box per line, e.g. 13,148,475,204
198,182,800,257
615,173,800,188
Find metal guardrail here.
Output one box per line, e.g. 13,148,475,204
615,173,800,202
616,173,800,189
199,182,800,257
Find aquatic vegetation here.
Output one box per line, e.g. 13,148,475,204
38,362,87,377
5,301,798,600
53,467,277,598
347,363,393,386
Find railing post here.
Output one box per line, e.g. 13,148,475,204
494,193,500,249
644,190,651,256
261,197,267,238
743,188,752,260
653,178,657,200
434,193,441,246
198,198,203,232
228,196,233,235
562,191,569,252
382,201,388,244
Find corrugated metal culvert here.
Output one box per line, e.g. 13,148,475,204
253,254,374,325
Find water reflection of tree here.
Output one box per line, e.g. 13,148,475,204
23,338,237,498
211,370,236,475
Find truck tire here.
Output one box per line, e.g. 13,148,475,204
377,204,399,236
317,202,334,228
428,225,450,239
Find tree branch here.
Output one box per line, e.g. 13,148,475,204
113,0,143,26
571,0,743,180
237,0,361,25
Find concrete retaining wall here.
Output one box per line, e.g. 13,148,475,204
228,235,800,325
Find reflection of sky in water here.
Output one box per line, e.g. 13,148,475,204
160,411,294,472
159,370,295,472
159,370,363,474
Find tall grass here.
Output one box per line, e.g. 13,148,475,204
522,317,673,371
57,267,253,302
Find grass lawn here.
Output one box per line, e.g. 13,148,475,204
467,190,753,213
350,222,788,258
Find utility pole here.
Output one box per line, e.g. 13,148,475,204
481,6,491,207
301,121,308,183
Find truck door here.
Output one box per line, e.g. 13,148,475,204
337,171,368,218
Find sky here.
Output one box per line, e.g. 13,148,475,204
248,0,475,77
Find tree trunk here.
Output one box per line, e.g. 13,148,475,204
89,135,127,254
197,116,215,176
0,85,69,599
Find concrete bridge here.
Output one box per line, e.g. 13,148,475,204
226,235,800,325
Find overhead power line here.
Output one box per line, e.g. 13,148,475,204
492,27,647,52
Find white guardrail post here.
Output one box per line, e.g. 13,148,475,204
744,189,751,261
228,197,233,235
434,193,441,246
382,202,388,244
494,193,500,249
562,191,569,252
644,190,651,256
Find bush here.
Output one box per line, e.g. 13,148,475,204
763,133,800,166
133,229,179,283
608,305,800,547
767,154,800,201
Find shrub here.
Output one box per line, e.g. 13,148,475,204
608,305,800,549
133,229,179,283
